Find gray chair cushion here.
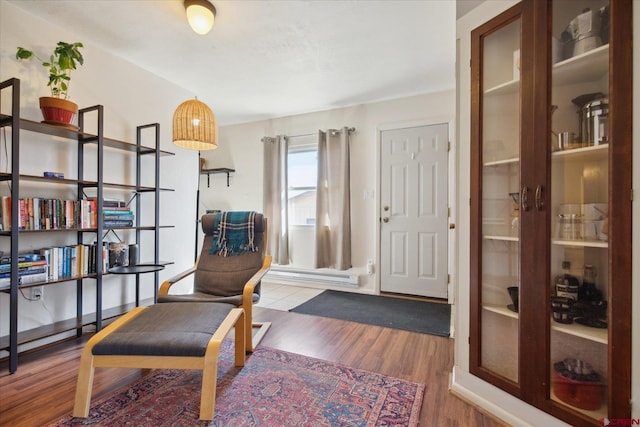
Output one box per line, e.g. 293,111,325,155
92,303,235,357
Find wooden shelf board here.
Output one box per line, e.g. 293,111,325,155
0,114,174,157
0,298,156,351
200,167,235,174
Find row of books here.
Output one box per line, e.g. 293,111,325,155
0,245,110,289
0,254,48,287
0,197,135,230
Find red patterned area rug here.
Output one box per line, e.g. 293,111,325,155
48,342,425,426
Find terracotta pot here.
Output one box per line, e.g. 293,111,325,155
39,96,78,127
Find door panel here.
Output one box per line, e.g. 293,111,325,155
380,124,448,298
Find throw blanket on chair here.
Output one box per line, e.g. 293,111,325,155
209,211,258,256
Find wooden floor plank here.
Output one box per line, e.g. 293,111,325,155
0,307,506,427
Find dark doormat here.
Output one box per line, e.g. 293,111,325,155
290,290,451,337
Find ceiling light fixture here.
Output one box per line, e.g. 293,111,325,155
184,0,216,35
172,98,218,150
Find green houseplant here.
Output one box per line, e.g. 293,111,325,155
16,41,84,128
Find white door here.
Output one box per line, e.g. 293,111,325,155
380,124,449,298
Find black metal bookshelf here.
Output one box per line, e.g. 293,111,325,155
0,77,174,373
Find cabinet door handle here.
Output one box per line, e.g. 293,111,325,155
535,185,544,211
521,186,529,212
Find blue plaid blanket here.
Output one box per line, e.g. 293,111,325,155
209,211,258,256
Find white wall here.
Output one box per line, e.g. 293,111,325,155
454,1,639,424
200,91,455,294
0,2,197,345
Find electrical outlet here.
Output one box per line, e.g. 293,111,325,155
31,286,43,301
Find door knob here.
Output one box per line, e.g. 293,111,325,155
383,205,389,211
383,217,389,223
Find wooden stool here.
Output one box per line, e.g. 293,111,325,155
73,302,245,421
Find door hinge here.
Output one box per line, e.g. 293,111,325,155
448,207,451,218
447,274,451,284
448,141,451,151
632,188,634,201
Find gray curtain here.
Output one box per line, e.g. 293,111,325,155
263,135,289,265
315,128,351,270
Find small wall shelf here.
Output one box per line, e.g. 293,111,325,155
200,168,235,187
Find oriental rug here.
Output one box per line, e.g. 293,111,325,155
291,290,451,337
48,341,424,427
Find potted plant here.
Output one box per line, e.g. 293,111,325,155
16,41,84,128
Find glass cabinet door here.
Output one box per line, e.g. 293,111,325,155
471,7,522,388
549,0,610,420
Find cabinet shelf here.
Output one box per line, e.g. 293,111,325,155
550,318,607,344
551,143,608,162
483,235,519,242
483,157,519,167
552,44,609,86
483,45,609,96
551,239,608,248
483,303,518,319
484,78,519,96
550,389,607,420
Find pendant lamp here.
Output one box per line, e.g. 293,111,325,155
184,0,216,35
172,98,218,150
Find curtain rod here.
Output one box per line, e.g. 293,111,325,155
261,127,356,142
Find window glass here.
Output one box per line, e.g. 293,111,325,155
288,147,317,226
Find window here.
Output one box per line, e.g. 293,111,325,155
287,145,317,226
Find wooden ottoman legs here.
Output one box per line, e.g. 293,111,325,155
73,306,245,421
198,307,246,420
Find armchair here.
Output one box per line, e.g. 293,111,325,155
158,212,272,351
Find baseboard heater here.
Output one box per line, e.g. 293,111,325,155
265,268,359,288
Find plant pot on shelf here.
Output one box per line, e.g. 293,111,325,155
39,96,78,129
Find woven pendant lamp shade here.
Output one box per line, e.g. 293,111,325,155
172,99,218,150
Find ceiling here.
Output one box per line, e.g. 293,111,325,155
9,0,459,126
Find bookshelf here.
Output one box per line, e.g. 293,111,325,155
0,77,174,373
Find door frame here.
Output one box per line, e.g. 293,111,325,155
376,116,457,304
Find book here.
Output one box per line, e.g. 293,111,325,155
0,272,48,288
103,220,134,228
0,267,47,279
1,196,11,230
1,254,43,264
103,214,135,221
88,198,127,208
102,210,134,215
0,260,48,273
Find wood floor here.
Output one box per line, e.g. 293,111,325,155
0,307,506,427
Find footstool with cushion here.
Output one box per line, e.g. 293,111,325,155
73,302,245,421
